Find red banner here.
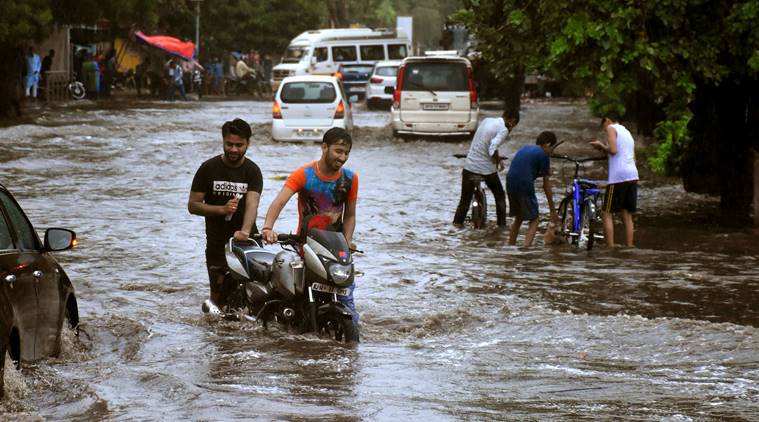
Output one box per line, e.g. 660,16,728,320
134,31,195,60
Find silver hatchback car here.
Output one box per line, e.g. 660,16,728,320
365,60,401,110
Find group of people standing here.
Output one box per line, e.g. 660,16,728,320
23,47,56,99
455,111,639,248
188,120,358,319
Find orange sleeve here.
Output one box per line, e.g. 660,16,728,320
284,167,307,192
348,172,358,202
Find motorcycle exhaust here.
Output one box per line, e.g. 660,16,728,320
282,308,295,320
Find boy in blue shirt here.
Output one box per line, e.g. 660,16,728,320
506,131,559,246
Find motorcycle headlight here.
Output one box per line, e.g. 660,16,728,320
329,263,353,286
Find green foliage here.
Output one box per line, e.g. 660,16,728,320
648,114,691,176
0,0,54,44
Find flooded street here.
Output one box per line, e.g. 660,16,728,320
1,98,757,420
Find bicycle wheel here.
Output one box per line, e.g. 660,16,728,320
578,201,595,250
558,197,575,245
471,187,487,229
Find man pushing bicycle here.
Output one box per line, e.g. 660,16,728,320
453,110,519,228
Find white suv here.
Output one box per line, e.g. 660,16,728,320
390,54,479,138
365,60,401,110
271,75,354,142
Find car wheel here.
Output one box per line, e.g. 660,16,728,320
55,296,79,357
0,341,6,398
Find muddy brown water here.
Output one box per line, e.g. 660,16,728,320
0,99,757,420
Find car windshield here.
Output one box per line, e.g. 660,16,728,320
282,46,308,64
280,81,337,103
375,66,398,77
402,62,469,91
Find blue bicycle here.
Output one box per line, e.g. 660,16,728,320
552,154,605,250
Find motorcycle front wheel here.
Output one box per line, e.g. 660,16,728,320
320,315,359,343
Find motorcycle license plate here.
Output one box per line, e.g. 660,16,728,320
311,282,350,296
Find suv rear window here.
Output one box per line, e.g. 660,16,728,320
402,62,469,92
281,82,336,103
375,66,398,77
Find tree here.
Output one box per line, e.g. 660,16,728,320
459,0,759,225
0,0,54,118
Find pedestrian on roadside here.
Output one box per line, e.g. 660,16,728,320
212,57,224,95
188,119,263,314
589,115,639,247
453,110,519,229
506,131,559,247
39,49,55,98
103,50,117,98
167,59,188,101
81,52,100,99
24,46,41,98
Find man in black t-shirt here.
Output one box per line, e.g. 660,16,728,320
188,119,263,313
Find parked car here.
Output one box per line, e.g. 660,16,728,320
365,60,401,110
335,63,374,101
271,75,354,142
0,183,79,397
391,53,479,139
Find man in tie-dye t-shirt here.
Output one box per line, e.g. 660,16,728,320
262,127,359,319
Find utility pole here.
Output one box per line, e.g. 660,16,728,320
192,0,202,58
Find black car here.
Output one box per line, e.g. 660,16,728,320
336,63,375,101
0,183,79,397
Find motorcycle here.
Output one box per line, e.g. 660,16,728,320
215,228,359,343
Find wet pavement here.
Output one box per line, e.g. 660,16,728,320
0,98,757,420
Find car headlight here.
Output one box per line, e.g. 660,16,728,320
329,263,353,285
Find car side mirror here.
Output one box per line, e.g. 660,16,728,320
310,57,317,66
349,95,359,103
44,228,77,251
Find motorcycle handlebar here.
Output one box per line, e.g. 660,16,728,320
247,233,300,243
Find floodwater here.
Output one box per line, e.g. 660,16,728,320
0,98,757,420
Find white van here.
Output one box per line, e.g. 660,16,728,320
271,28,411,91
391,54,479,138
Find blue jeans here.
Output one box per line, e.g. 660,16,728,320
338,283,358,324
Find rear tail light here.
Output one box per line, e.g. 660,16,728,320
272,101,282,119
369,77,383,84
467,67,478,109
334,100,345,119
393,65,405,109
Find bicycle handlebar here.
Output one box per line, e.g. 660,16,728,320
453,154,508,160
551,154,606,163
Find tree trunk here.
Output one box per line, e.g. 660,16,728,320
502,66,524,119
717,76,753,227
684,76,755,226
0,46,25,119
754,149,759,226
325,0,350,28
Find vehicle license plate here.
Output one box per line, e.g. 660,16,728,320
422,103,449,111
311,282,350,296
296,129,320,137
384,86,395,94
350,86,366,92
